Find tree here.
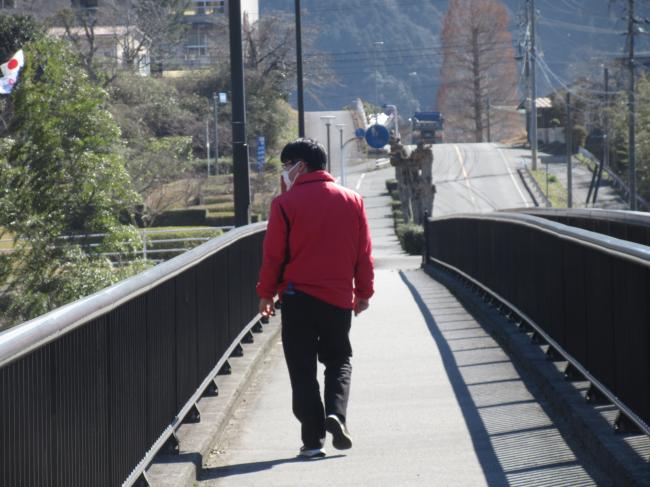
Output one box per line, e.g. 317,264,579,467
0,37,144,325
53,1,189,84
437,0,520,143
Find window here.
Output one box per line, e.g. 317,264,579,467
191,0,224,15
185,25,209,59
0,0,16,8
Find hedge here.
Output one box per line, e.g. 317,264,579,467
396,223,424,256
153,208,208,227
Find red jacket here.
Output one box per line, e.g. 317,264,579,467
256,170,374,310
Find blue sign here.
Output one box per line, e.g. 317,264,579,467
365,124,390,149
355,128,366,138
256,136,265,170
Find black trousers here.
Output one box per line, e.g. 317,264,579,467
281,291,353,449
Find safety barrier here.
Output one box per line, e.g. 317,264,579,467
0,222,266,486
425,212,650,436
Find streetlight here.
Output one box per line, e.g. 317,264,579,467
336,123,346,186
373,41,384,106
320,115,336,173
408,71,419,112
295,0,305,137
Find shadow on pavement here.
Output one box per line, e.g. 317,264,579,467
399,270,607,486
200,454,346,480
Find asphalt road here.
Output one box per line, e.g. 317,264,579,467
430,143,533,216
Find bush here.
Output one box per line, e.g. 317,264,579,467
385,179,398,192
152,208,208,227
205,213,261,227
396,223,424,256
203,195,233,205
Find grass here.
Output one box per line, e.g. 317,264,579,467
531,170,567,208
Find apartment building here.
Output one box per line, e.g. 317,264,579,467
177,0,259,70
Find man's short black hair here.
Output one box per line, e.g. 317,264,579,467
280,138,327,171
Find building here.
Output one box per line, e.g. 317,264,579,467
49,25,150,76
173,0,259,70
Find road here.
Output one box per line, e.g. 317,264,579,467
337,142,533,218
430,143,533,216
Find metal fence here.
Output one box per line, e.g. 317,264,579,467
425,212,650,436
0,222,266,486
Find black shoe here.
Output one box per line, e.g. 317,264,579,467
325,414,352,450
298,446,326,459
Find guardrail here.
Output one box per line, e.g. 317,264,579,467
578,147,650,211
0,222,266,486
424,212,650,437
0,226,234,261
513,208,650,247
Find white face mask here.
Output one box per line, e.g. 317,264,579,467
282,162,303,190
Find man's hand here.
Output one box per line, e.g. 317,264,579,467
259,298,274,317
353,297,370,316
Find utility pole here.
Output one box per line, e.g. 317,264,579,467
336,123,346,186
486,96,492,143
320,115,335,173
373,41,384,106
295,0,305,137
566,92,573,208
593,67,609,205
205,120,211,177
528,0,538,170
627,0,637,210
229,0,250,226
213,92,220,174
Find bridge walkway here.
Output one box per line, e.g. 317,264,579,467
195,167,610,486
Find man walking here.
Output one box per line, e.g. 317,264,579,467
257,138,374,459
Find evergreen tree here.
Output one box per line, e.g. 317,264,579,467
0,37,145,326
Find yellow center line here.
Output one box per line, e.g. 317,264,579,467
454,145,478,210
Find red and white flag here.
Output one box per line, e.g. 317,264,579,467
0,50,25,95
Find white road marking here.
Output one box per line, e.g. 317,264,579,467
453,145,478,210
356,173,366,191
497,146,530,208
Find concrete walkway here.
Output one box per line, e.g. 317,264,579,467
197,164,609,486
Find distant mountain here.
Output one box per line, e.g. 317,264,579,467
261,0,650,113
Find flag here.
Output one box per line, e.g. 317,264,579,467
0,50,24,95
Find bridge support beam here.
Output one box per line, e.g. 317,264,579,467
218,360,232,375
241,331,255,344
134,472,151,487
252,320,264,333
184,403,202,424
614,411,642,435
230,344,244,358
203,378,219,397
163,432,180,455
585,384,609,405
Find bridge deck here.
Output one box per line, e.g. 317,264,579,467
195,266,608,486
193,164,609,486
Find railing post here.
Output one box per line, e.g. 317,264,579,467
423,210,430,266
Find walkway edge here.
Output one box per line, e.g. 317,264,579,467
145,317,282,487
417,264,650,486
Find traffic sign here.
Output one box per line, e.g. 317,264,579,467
256,136,265,170
365,124,390,149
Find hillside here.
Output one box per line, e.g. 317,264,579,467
262,0,650,113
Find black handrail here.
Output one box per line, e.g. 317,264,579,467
0,222,266,486
425,212,650,437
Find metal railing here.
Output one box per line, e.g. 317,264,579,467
425,212,650,437
513,208,650,247
0,226,234,261
0,222,266,486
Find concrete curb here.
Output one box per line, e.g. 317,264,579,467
145,317,282,487
423,263,650,486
